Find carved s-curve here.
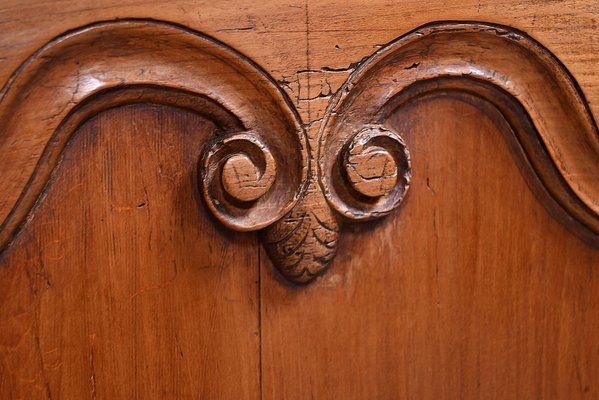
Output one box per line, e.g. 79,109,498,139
200,131,282,231
319,21,599,247
1,20,598,285
0,20,308,252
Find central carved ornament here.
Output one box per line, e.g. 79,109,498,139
2,20,597,285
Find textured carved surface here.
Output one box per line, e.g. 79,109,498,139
222,154,274,202
263,185,340,283
1,5,599,399
0,19,308,249
261,20,599,282
345,146,398,198
0,19,308,250
262,75,599,400
200,132,278,230
341,125,412,212
0,20,598,286
319,21,599,245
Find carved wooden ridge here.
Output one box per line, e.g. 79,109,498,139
0,20,598,284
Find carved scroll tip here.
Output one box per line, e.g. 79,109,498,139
345,145,398,198
221,153,275,202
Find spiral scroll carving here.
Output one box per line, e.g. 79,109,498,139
200,132,280,231
338,125,412,218
3,20,597,285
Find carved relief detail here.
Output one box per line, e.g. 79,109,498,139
0,20,308,250
262,187,340,283
244,20,599,283
344,130,402,199
200,132,278,230
330,125,412,220
1,20,598,285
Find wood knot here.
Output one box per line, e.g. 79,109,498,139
222,154,274,202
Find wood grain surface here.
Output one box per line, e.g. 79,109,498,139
0,20,307,240
1,1,598,174
261,93,599,400
0,1,598,399
1,0,599,126
0,104,261,399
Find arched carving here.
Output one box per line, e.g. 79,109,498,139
200,131,279,230
0,20,308,251
258,21,599,283
1,20,598,284
316,21,599,267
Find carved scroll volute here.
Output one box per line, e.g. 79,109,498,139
0,21,308,268
315,20,599,275
2,20,598,286
232,21,599,284
258,124,411,283
200,132,281,231
324,125,412,220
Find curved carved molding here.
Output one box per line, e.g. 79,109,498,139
327,124,412,219
0,20,308,250
200,131,279,230
1,20,598,284
318,21,599,250
263,21,599,282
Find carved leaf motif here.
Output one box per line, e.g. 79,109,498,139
262,183,339,283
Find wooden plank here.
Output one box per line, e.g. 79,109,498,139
0,1,597,398
261,93,599,399
0,104,260,399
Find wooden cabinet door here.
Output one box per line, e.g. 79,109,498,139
0,20,306,398
0,103,262,399
1,2,598,399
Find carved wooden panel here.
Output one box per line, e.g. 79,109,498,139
264,22,599,283
0,104,263,398
262,82,599,400
0,9,598,400
0,19,308,398
1,20,598,284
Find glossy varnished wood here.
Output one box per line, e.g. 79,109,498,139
0,20,307,242
0,104,261,399
266,22,599,282
1,8,599,283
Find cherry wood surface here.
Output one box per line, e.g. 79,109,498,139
0,1,598,399
261,93,599,399
0,105,261,399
